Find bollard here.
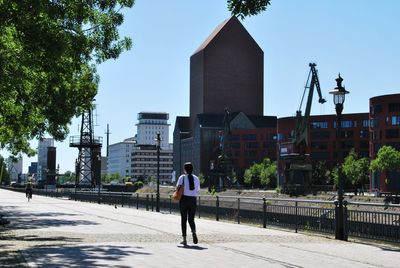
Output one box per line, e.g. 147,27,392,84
263,198,267,228
344,200,348,241
146,194,149,211
198,196,201,218
136,193,139,210
169,195,172,214
216,196,219,221
295,201,298,233
237,198,240,224
121,192,124,207
151,194,154,211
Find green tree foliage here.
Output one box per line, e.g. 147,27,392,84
342,149,370,188
0,1,134,155
243,158,276,188
61,170,75,183
228,0,271,19
198,173,205,186
312,161,329,185
370,145,400,173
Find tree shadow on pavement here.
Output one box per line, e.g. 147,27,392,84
22,244,151,267
0,244,28,268
0,206,98,230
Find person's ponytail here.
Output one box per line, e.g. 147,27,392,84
184,162,195,190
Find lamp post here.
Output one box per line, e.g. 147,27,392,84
155,132,161,212
56,164,60,193
329,73,349,241
96,152,101,204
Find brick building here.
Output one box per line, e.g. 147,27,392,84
369,94,400,192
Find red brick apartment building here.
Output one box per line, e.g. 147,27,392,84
277,93,400,192
370,94,400,192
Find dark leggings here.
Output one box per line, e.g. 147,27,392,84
179,195,197,236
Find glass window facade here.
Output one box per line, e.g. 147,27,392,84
310,121,328,129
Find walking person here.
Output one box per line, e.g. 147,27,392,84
176,162,200,246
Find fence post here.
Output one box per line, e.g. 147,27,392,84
136,193,139,210
263,198,267,228
121,192,124,207
344,200,348,241
216,196,219,221
169,195,172,214
151,194,154,211
109,191,111,205
146,194,149,211
295,201,298,233
198,196,201,218
237,198,240,224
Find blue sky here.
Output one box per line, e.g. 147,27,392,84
12,0,400,173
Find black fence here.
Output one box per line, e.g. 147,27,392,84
2,187,399,244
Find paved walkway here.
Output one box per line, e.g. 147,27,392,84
0,188,399,267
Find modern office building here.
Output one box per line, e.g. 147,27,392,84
37,138,54,182
107,138,136,178
136,112,170,150
131,144,173,184
108,112,173,180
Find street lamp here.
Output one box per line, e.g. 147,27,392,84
155,132,161,212
329,73,349,241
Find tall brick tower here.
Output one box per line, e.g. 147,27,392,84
189,16,264,132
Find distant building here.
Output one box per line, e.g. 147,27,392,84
369,94,400,192
28,162,38,177
136,112,170,150
131,144,173,184
107,112,173,180
37,138,54,182
7,155,23,183
175,16,266,177
107,138,136,178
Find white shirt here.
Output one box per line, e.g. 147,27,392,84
176,174,200,197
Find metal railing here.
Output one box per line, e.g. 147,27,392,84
2,187,399,243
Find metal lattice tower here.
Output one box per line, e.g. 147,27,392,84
70,107,102,188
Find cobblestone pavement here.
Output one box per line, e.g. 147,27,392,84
0,188,399,268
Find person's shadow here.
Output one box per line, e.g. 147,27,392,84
178,245,207,250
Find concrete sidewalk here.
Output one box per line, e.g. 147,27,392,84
0,188,399,267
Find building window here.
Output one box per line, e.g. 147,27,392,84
242,134,257,141
338,120,356,128
310,131,330,140
359,130,369,139
362,120,369,127
370,118,379,128
245,142,259,149
389,103,400,112
311,142,328,150
386,129,399,139
392,115,400,126
310,121,328,129
370,104,382,115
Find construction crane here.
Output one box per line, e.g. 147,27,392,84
280,63,326,194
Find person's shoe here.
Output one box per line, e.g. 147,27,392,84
192,233,198,244
180,236,187,246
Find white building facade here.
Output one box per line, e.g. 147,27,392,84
136,112,170,149
7,155,23,182
107,138,136,178
131,145,174,184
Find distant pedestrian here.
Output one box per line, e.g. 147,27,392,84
176,162,200,246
